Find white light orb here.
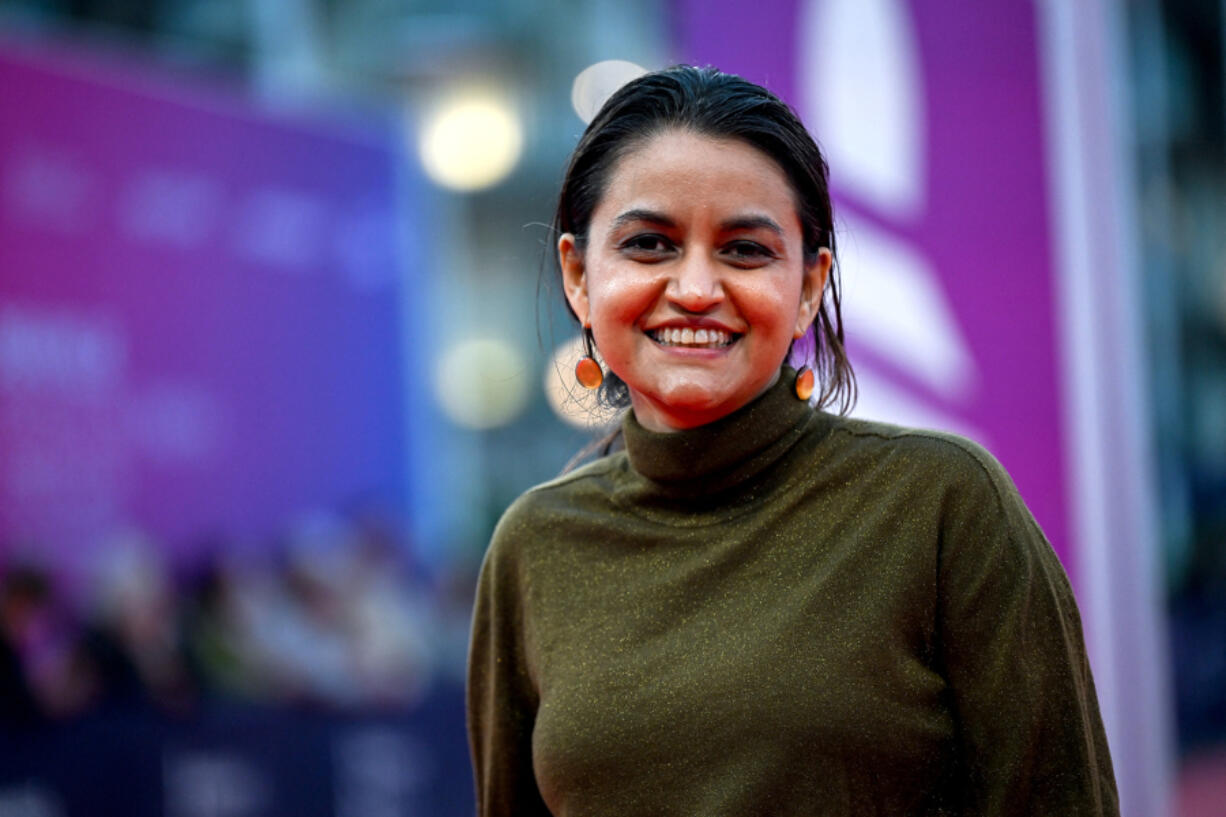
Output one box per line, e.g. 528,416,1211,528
544,335,619,430
419,93,523,192
571,60,649,124
434,337,531,430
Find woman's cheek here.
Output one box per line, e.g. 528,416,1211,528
730,280,803,329
591,269,665,323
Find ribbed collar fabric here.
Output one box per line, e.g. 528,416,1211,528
620,367,823,497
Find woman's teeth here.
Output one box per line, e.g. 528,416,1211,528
649,327,735,348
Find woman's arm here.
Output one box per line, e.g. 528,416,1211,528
467,512,553,817
936,444,1119,816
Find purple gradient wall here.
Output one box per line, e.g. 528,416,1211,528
0,41,411,579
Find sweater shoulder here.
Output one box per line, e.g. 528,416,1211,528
486,452,626,560
513,451,625,512
821,415,1058,570
820,413,1018,502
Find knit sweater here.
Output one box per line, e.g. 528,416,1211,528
467,371,1118,817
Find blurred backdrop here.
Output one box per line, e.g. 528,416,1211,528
0,1,1222,815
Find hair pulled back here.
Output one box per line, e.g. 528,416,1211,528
553,64,855,414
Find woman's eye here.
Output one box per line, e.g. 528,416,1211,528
621,234,673,257
723,241,774,264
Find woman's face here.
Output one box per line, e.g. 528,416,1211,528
560,129,831,432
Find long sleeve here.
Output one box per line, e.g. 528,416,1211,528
466,505,552,817
935,443,1119,816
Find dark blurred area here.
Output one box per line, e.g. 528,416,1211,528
1131,0,1226,766
1,514,456,723
0,515,474,817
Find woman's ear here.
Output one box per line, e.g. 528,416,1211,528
795,247,832,338
558,233,590,326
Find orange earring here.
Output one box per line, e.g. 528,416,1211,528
794,367,815,401
575,329,603,390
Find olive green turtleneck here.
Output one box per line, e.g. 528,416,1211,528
467,371,1118,817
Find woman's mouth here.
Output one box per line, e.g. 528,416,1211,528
647,327,738,348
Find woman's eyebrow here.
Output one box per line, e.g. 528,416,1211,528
610,208,676,230
720,215,784,235
608,209,784,236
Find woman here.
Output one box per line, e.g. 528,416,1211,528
468,66,1118,816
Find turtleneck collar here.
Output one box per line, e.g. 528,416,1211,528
621,367,825,497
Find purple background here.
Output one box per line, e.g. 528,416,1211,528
674,0,1072,581
0,43,410,578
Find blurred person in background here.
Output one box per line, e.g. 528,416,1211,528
0,562,96,724
79,529,195,714
467,66,1118,816
344,513,434,707
1,564,58,725
183,549,266,703
196,511,433,710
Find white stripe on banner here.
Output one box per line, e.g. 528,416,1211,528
1035,0,1174,814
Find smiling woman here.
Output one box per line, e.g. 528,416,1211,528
467,66,1119,817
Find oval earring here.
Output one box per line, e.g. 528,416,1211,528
794,367,815,401
575,328,603,390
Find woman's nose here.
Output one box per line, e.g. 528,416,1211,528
666,253,723,312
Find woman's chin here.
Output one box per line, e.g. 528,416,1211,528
629,385,737,431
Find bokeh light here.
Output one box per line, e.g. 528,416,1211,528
433,337,531,430
570,60,648,124
418,91,523,191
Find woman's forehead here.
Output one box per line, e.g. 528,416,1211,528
593,130,802,231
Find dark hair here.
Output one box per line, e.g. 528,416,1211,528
553,64,855,419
